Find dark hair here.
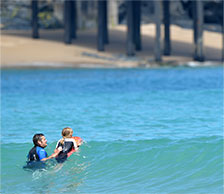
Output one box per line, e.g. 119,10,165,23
33,133,44,146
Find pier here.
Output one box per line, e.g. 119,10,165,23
1,0,223,67
30,0,223,63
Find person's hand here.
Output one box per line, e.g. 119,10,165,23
58,146,62,151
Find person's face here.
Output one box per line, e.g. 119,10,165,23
38,136,47,148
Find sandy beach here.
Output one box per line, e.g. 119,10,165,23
1,24,223,68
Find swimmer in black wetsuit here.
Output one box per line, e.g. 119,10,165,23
54,127,78,163
24,133,61,169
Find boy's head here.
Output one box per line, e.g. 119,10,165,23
33,133,47,148
62,127,73,138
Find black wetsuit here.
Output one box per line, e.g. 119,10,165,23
27,146,47,162
55,138,77,163
24,146,47,169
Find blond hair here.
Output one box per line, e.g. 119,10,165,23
60,127,73,145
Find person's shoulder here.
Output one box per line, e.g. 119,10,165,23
36,146,46,153
65,138,76,144
29,146,36,152
56,139,62,147
64,138,74,141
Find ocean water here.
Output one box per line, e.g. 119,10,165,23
1,66,223,194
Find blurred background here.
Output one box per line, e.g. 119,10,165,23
1,0,223,30
1,0,223,68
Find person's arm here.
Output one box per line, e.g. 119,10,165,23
41,148,61,161
72,139,78,150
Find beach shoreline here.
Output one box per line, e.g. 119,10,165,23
1,24,223,69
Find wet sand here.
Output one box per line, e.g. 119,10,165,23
1,24,223,68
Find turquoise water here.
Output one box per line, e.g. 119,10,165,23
1,66,223,194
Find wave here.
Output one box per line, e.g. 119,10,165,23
1,136,223,193
78,136,223,193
